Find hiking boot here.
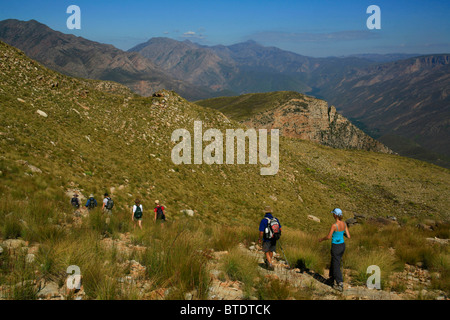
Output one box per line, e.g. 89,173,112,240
268,263,275,271
333,283,344,292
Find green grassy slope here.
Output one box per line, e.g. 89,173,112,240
195,91,306,122
0,40,449,234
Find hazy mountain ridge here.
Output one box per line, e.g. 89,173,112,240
315,54,450,167
0,19,215,100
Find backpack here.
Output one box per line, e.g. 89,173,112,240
105,198,114,210
71,197,79,208
134,205,143,219
156,206,165,220
88,198,97,209
264,217,281,240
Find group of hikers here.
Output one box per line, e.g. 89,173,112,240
258,206,350,292
70,193,166,229
72,193,349,292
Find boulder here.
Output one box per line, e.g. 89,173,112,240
346,218,358,226
426,237,450,245
26,253,35,263
182,209,195,217
2,239,27,249
36,110,48,118
307,215,321,223
417,223,433,231
38,281,60,299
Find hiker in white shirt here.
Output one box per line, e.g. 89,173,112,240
132,198,143,230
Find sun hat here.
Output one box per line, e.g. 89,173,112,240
264,206,273,213
331,208,343,216
155,200,159,204
89,194,94,198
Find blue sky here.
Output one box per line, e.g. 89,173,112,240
1,0,449,57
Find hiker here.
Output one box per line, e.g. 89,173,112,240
102,193,114,215
132,198,143,230
319,208,351,292
85,194,98,211
258,206,282,271
154,200,166,226
71,194,80,209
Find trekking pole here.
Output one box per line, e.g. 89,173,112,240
278,240,291,270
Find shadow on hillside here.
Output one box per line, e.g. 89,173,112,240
295,259,333,287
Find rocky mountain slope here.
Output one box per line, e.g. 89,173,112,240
0,19,214,100
196,92,392,153
315,55,450,168
130,37,450,168
0,39,449,223
0,40,449,300
129,38,374,95
2,19,447,168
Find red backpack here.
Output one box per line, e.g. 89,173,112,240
264,217,281,240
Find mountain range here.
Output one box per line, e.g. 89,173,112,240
0,19,448,167
0,19,214,100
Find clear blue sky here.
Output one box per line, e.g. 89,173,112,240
1,0,449,57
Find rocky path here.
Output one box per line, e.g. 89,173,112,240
206,242,404,300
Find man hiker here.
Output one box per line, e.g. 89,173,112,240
319,208,351,292
258,206,282,271
71,194,80,209
102,193,114,214
85,194,98,211
154,200,166,226
132,198,143,230
102,193,114,224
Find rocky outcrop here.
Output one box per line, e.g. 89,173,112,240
243,95,393,153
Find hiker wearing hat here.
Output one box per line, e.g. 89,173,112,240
131,198,143,230
85,194,98,211
258,206,282,271
319,208,351,292
71,194,80,209
154,200,166,226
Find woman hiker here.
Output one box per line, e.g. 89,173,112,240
131,198,143,230
319,208,351,292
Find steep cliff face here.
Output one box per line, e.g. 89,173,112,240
197,92,393,153
316,54,450,163
242,95,393,153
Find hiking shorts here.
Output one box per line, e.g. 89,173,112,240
133,216,142,221
104,209,112,215
262,240,277,253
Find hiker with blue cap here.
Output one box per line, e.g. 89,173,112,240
319,208,351,292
